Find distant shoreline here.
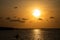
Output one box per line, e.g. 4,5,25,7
0,27,60,30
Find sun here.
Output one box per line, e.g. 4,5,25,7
32,9,41,18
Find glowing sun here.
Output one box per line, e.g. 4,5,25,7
32,9,41,18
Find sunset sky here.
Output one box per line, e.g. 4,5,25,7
0,0,60,28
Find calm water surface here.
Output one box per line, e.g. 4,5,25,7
0,28,60,40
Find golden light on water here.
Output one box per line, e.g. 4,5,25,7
33,29,41,34
32,9,41,18
33,29,42,40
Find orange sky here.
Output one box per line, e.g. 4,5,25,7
0,0,60,28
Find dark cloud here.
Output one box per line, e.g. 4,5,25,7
9,19,20,22
50,17,55,19
6,17,10,20
38,18,42,20
9,19,26,23
22,18,28,20
14,6,18,9
0,17,2,19
0,16,26,23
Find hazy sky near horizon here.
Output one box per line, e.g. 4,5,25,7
0,0,60,28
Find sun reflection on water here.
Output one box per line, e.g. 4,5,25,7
32,29,43,40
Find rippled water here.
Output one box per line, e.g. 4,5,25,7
0,28,60,40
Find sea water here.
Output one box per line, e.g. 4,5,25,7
0,28,60,40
